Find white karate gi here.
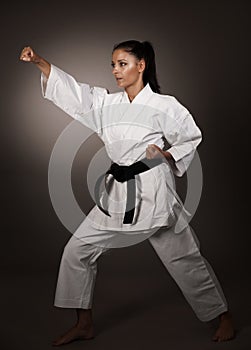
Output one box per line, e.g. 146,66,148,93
41,65,228,321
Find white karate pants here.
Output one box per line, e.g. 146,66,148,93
54,221,228,322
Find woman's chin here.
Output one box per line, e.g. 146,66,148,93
116,79,125,87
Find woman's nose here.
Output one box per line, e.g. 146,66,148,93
112,65,119,74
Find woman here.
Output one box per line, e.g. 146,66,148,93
20,40,234,345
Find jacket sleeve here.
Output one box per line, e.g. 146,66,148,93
160,97,202,177
41,64,107,131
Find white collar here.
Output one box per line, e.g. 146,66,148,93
121,83,154,104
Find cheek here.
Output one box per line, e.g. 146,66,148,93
124,66,138,79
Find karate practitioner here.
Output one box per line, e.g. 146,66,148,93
20,40,234,345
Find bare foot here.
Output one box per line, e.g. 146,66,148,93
212,311,235,342
52,325,94,346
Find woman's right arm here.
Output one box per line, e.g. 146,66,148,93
20,46,51,78
19,46,107,131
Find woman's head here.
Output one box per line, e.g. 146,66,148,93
111,40,161,93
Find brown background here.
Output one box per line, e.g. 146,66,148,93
1,1,250,349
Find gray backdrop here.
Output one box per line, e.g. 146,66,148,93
1,1,250,349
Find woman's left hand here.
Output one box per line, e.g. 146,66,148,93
146,144,165,159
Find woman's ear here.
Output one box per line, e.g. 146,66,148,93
138,59,146,73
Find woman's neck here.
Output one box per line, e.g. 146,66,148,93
125,82,145,102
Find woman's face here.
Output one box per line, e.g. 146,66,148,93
111,49,145,89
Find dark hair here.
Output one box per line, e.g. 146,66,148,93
112,40,161,94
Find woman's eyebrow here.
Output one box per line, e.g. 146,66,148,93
111,59,128,63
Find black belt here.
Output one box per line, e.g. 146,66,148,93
94,157,163,224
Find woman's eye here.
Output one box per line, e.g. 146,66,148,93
111,62,127,68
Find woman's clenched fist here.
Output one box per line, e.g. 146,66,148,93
20,46,39,63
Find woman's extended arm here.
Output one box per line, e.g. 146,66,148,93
20,46,51,78
19,46,107,131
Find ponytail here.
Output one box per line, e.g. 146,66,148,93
112,40,161,93
141,41,161,94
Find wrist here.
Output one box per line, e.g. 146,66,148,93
33,55,43,65
162,151,173,161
